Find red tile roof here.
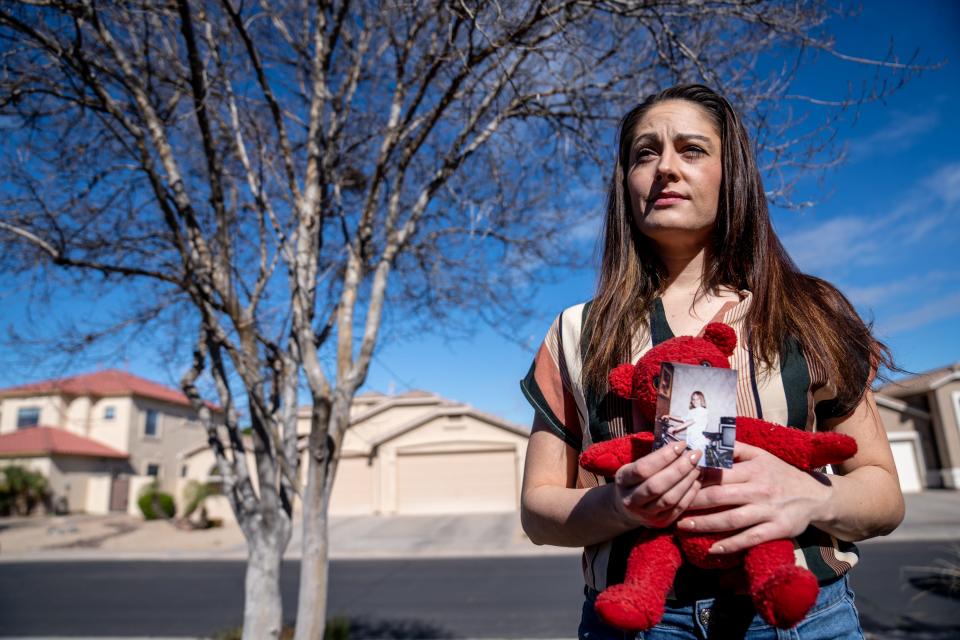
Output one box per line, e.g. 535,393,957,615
0,369,221,411
0,426,128,459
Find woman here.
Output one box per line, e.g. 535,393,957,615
519,84,904,639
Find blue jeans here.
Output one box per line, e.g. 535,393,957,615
578,575,864,640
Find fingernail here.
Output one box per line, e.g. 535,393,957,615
680,519,695,529
710,544,724,554
689,451,700,463
673,444,683,454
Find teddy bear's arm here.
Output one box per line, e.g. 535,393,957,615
736,417,857,471
579,433,656,477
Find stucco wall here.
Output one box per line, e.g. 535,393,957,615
85,475,112,514
53,456,128,514
345,402,443,449
932,382,960,487
64,396,92,436
127,398,209,495
328,456,377,515
0,396,66,433
0,456,52,476
877,401,937,483
86,397,134,454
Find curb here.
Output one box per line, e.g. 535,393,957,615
1,532,955,563
0,545,583,563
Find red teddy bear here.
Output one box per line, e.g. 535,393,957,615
579,323,857,631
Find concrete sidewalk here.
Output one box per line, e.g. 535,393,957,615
1,489,957,562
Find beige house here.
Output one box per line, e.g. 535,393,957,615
0,369,217,514
180,390,530,520
876,362,960,492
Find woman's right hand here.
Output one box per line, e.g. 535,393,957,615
611,443,702,528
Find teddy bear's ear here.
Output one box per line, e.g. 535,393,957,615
703,323,737,356
608,363,636,398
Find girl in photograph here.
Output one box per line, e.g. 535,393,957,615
519,84,903,639
679,390,710,452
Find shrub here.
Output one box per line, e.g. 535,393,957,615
181,479,220,519
325,617,350,640
0,465,49,516
137,481,176,520
136,493,156,519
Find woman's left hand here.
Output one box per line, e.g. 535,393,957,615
676,442,833,554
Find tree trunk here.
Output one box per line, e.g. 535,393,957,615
243,532,287,640
293,453,331,640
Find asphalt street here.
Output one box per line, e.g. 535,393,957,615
0,541,957,638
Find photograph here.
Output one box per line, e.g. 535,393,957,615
654,363,737,469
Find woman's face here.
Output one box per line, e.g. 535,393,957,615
692,393,705,408
625,100,723,251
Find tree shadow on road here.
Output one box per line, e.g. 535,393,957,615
859,544,960,638
861,611,960,640
908,574,960,600
334,616,456,639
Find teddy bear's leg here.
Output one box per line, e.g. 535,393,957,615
579,433,655,477
594,530,682,632
743,539,819,628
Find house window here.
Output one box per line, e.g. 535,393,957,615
146,463,160,477
16,407,40,429
180,465,188,478
144,409,159,437
104,405,115,420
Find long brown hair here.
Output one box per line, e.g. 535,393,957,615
582,84,892,417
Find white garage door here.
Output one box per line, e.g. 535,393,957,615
396,449,517,514
889,439,923,493
329,457,375,515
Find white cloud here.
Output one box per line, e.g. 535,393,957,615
781,216,883,272
903,212,949,243
561,184,606,244
846,110,940,162
880,291,960,335
925,162,960,208
568,212,604,242
843,271,960,307
784,162,960,274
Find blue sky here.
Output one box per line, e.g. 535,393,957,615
364,0,960,425
3,1,958,428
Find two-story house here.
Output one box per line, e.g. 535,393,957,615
0,369,219,514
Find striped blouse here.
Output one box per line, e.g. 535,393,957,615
520,292,870,597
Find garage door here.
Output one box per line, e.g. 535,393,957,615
329,457,375,515
889,439,923,493
396,449,517,514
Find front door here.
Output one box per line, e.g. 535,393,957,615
110,474,129,512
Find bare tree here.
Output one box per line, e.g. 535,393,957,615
0,1,925,638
